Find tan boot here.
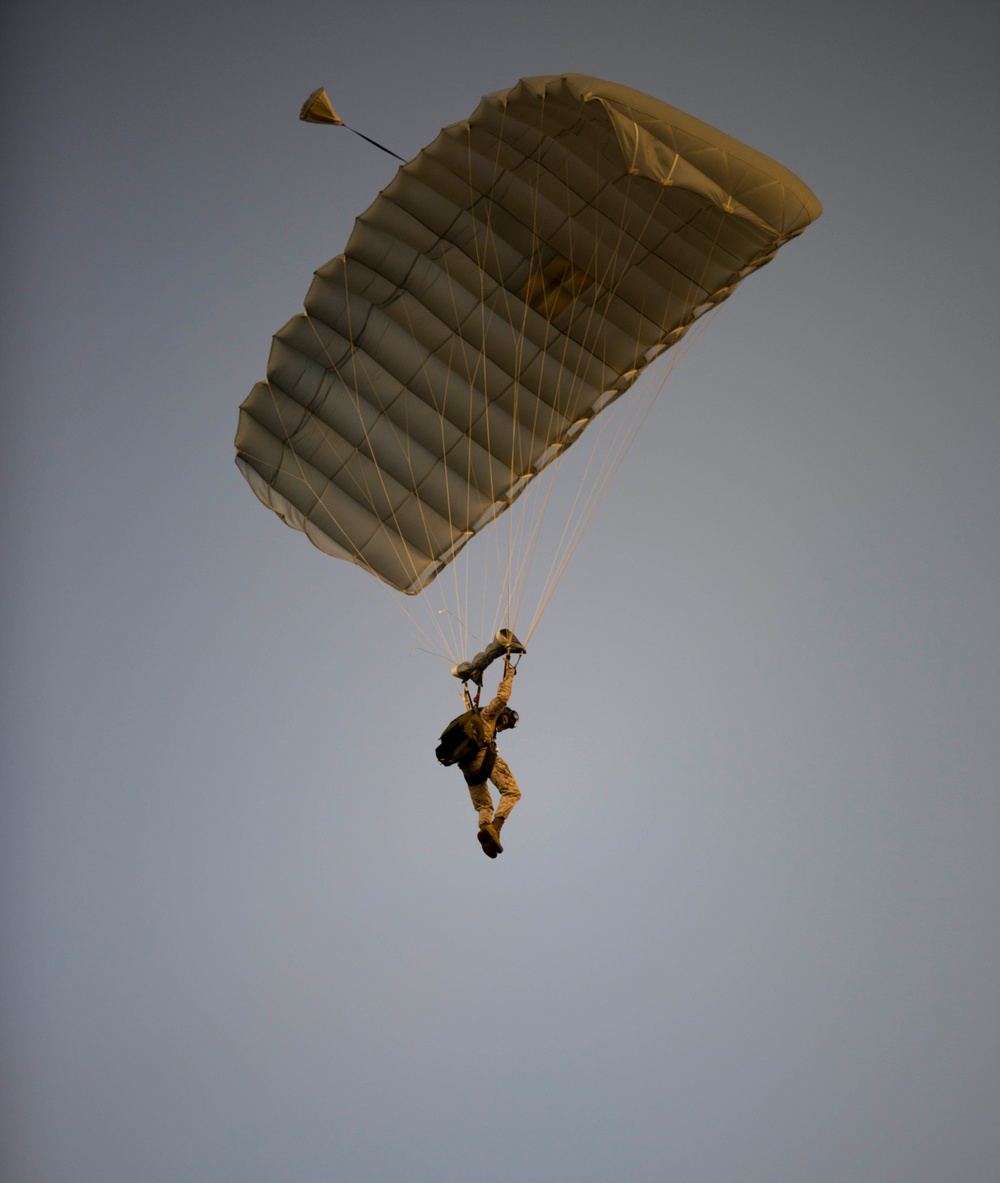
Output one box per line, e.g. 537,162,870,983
477,823,503,857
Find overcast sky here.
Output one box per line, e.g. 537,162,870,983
3,2,999,1181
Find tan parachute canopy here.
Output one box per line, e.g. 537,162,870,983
236,73,820,632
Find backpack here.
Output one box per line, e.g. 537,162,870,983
436,708,490,767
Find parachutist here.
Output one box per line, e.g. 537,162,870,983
436,663,521,859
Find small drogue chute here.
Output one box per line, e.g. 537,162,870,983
300,86,405,161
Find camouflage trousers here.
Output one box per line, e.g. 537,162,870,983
466,755,521,828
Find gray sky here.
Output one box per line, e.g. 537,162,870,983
3,2,999,1181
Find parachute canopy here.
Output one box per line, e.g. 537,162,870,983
236,74,821,598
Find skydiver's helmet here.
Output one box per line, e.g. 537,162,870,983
497,708,519,732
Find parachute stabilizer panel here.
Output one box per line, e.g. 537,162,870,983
236,73,820,593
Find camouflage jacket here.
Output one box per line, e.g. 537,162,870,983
457,667,514,781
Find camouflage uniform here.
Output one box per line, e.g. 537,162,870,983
458,666,521,832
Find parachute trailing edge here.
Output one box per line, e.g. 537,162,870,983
237,74,820,600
